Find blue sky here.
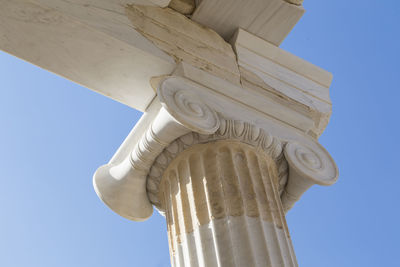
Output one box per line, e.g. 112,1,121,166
1,0,399,266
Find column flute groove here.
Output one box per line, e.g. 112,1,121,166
205,147,236,267
189,154,220,266
160,140,298,267
246,151,274,266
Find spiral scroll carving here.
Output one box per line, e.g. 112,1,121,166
284,142,338,186
158,77,220,134
147,119,288,211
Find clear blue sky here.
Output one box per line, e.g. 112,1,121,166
1,1,399,266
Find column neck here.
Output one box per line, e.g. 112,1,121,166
147,121,288,213
160,140,297,267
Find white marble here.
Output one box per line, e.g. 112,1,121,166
94,67,338,221
92,54,338,265
0,2,339,265
231,29,333,137
0,0,175,111
192,0,305,45
161,141,298,266
93,77,221,221
0,0,311,112
282,141,338,211
175,217,297,267
169,0,196,15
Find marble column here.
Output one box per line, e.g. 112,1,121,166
160,140,297,267
0,1,338,265
93,28,338,267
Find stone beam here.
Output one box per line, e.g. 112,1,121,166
0,0,176,111
0,0,307,111
0,1,339,265
192,0,305,45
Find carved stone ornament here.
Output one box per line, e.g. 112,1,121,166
93,77,220,221
93,76,338,221
157,76,220,135
147,120,288,213
281,141,339,211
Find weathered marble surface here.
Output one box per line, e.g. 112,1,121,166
231,29,333,137
0,1,339,265
169,0,196,15
0,0,175,111
0,0,308,111
94,75,338,222
125,4,241,85
161,141,297,266
192,0,305,45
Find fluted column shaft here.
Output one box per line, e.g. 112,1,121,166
159,140,297,267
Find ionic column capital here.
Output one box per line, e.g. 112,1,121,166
93,74,338,221
147,119,338,215
282,141,338,212
147,120,286,213
93,76,220,221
